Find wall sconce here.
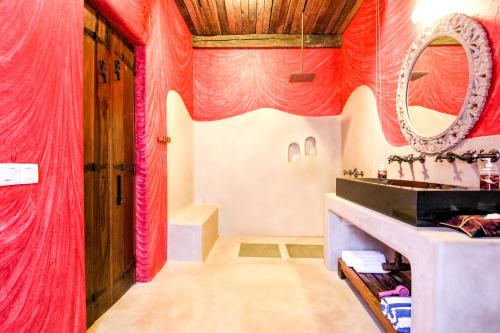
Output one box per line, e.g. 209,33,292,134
288,143,300,162
305,137,317,156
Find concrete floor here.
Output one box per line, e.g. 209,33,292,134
88,237,381,333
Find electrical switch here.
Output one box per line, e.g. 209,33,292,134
0,163,39,187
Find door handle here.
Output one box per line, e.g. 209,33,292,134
116,175,122,205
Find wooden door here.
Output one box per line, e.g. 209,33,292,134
109,30,136,302
84,3,136,327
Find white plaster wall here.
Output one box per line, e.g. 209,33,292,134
167,90,194,217
341,85,500,188
194,109,341,236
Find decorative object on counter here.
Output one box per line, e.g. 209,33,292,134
396,13,492,155
288,142,300,162
378,162,387,179
434,149,500,164
441,214,500,237
480,159,499,190
343,168,364,178
382,252,411,272
379,285,410,298
387,154,425,164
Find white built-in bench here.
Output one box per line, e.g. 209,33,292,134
168,204,218,262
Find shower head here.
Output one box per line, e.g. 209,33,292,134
288,11,316,84
288,72,317,83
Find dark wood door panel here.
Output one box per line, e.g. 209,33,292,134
84,4,135,327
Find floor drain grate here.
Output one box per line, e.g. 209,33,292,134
286,244,323,258
239,243,281,258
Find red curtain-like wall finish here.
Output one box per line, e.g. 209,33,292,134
0,0,192,331
193,48,342,120
342,0,500,145
0,0,85,332
142,0,193,280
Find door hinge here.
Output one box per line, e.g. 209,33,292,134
84,27,96,41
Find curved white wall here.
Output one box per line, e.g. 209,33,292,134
194,109,341,236
167,90,194,217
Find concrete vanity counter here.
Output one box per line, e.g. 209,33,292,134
324,193,500,333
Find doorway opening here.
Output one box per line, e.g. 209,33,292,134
84,3,136,327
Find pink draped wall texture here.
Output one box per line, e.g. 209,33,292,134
341,0,500,145
0,0,192,331
193,48,342,120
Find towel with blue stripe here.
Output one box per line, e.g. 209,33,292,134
380,296,411,332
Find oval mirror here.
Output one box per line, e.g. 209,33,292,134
396,13,492,155
407,37,469,138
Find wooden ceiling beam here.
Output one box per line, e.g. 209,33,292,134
192,33,342,48
317,0,346,34
255,0,265,33
282,0,300,33
330,0,363,34
232,0,243,34
269,0,283,33
225,0,237,33
241,0,250,33
215,0,230,33
304,0,324,33
248,0,258,33
262,0,273,33
187,0,211,35
174,0,198,34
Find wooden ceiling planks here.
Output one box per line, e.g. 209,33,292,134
177,0,364,46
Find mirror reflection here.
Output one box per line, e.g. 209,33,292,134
407,37,469,138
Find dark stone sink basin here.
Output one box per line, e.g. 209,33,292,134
336,178,500,227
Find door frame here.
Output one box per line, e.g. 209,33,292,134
83,0,148,285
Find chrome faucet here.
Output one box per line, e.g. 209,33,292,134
435,149,499,164
343,168,364,178
388,154,426,164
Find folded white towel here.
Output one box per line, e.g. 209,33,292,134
342,251,385,265
342,250,386,268
380,297,412,316
353,263,389,273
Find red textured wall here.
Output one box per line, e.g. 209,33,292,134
0,0,192,331
193,48,342,120
142,0,193,279
0,0,85,332
342,0,500,145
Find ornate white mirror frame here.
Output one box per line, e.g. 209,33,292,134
396,13,492,155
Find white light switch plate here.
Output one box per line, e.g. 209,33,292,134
19,164,39,185
0,163,38,186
